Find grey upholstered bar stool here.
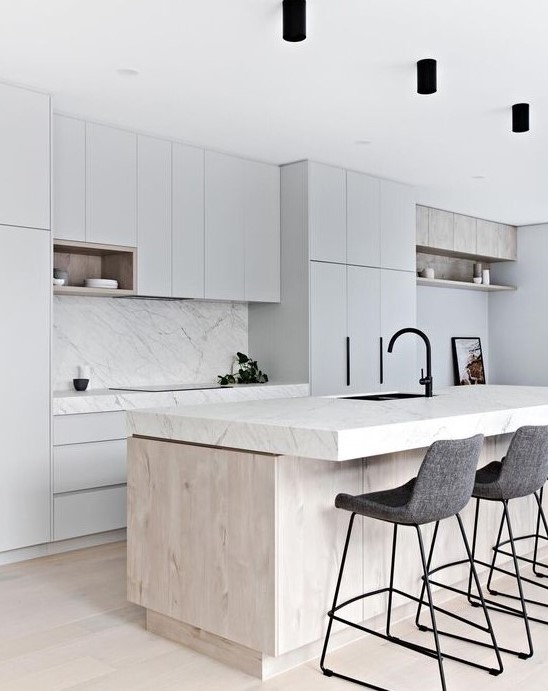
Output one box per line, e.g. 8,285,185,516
320,434,502,691
468,425,548,658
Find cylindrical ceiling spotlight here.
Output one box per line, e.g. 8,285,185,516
417,58,437,94
283,0,306,42
512,103,530,133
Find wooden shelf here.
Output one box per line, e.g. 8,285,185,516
416,244,515,263
417,277,516,292
53,240,136,296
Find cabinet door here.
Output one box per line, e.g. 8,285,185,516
428,208,454,251
309,162,346,264
0,226,50,551
172,143,205,298
498,224,517,260
309,261,347,396
137,135,172,297
453,214,476,255
476,219,498,258
416,205,429,247
380,269,417,392
0,83,50,230
346,172,381,267
244,160,280,302
347,266,381,393
205,151,245,301
86,123,137,246
380,180,415,271
53,115,86,241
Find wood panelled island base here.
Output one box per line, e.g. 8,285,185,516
127,387,548,679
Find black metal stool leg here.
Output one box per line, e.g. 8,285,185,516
415,524,447,691
487,504,507,595
533,487,548,577
415,520,440,630
467,498,481,603
320,512,356,675
386,524,398,637
502,500,534,659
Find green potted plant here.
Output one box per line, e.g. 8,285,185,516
218,352,269,386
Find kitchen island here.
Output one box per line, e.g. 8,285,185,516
126,385,548,678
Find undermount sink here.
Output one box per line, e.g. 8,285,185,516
339,392,426,401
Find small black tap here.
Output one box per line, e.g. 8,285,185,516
387,327,433,397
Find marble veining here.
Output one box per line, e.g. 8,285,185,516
52,297,247,391
127,385,548,461
53,383,309,415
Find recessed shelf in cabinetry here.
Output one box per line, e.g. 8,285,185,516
416,244,514,263
53,240,136,297
416,277,516,292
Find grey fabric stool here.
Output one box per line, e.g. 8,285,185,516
470,426,548,658
423,425,548,661
320,434,502,691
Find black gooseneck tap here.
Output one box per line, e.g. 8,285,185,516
387,327,433,397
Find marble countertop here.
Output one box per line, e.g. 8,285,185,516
53,382,309,415
127,385,548,461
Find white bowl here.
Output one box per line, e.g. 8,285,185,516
473,277,482,284
53,277,65,286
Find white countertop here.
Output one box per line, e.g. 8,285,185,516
53,382,309,415
127,385,548,461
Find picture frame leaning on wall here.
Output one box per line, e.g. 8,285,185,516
451,337,486,385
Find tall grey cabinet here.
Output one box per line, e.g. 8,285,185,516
0,83,51,553
249,160,417,396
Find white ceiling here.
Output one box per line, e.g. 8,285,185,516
0,0,547,225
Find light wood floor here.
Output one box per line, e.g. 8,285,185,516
2,541,548,690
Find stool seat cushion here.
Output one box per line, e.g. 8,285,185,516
336,479,416,524
473,461,504,500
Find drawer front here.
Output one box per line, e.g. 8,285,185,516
53,485,127,541
54,439,127,493
54,411,127,445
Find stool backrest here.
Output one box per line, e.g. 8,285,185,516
498,425,548,499
408,434,484,524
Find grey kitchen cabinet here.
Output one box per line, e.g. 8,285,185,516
309,162,347,264
137,135,172,297
346,172,381,267
428,208,454,252
0,82,50,230
498,224,518,260
380,269,417,392
476,219,499,258
0,226,51,552
52,411,127,540
244,160,280,302
453,213,477,255
309,261,347,396
172,143,205,298
249,161,417,395
416,204,429,247
380,180,416,271
86,122,137,246
205,151,245,301
53,114,86,241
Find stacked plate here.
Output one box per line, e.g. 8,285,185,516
84,278,119,289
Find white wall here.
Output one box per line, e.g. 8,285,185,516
53,297,248,390
417,286,489,387
489,225,548,385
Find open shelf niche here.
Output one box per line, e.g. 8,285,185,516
53,240,136,297
416,251,516,292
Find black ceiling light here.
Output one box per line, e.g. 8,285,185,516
512,103,530,133
283,0,306,42
417,58,437,95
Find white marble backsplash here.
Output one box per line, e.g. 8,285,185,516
53,297,248,391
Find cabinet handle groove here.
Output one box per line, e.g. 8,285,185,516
346,337,351,387
379,337,384,385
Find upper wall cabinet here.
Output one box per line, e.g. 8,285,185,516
86,123,137,247
417,205,517,261
53,114,85,241
308,163,415,271
172,143,205,299
0,83,50,230
244,160,280,302
137,135,172,297
308,162,346,264
205,151,281,302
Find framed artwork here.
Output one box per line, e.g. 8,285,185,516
451,337,486,385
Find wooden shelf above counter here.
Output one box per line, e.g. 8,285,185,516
53,240,136,297
417,277,516,292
